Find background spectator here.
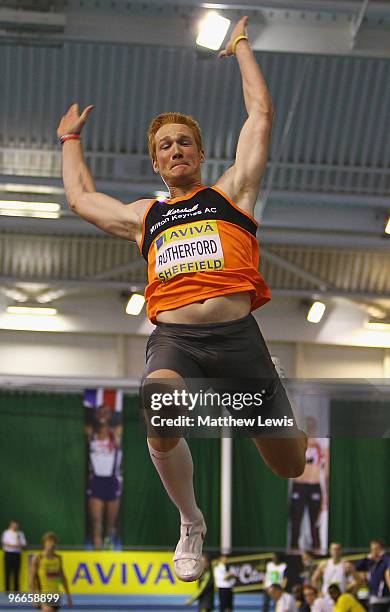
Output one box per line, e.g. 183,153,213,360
293,583,305,610
328,583,365,612
312,543,360,596
268,583,297,612
265,553,288,588
213,555,235,612
356,539,390,612
303,584,332,612
264,553,288,612
1,520,26,592
301,551,317,586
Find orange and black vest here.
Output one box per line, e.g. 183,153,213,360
140,185,271,322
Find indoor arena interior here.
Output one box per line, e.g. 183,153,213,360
0,1,389,611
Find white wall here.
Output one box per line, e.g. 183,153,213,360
0,331,120,377
124,336,148,378
295,344,385,378
0,332,387,380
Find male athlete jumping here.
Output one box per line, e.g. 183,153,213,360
58,17,307,582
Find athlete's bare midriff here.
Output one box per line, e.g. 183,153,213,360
134,194,253,325
155,291,252,324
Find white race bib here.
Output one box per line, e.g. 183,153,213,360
154,220,225,282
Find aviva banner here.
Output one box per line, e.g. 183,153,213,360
0,551,195,595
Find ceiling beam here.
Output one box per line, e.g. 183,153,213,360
271,288,390,301
260,228,390,251
0,276,141,291
147,0,390,13
92,260,146,281
0,201,388,247
0,374,140,392
33,259,147,303
261,249,329,290
351,0,371,48
0,8,65,31
1,1,389,58
1,275,390,302
0,152,389,202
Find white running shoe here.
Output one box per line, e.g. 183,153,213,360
173,517,207,582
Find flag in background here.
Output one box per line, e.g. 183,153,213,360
83,388,123,412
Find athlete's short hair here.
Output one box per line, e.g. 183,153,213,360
42,531,58,545
370,538,385,548
147,112,203,161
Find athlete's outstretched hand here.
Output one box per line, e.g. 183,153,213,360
219,15,249,58
57,103,94,137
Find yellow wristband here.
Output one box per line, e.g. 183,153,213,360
232,35,249,55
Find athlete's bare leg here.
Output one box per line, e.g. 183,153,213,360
252,433,307,479
88,497,104,549
145,369,198,514
106,498,121,542
144,369,206,582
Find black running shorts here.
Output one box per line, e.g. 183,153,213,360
141,313,297,436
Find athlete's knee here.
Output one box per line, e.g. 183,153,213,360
280,432,307,477
147,436,181,453
259,452,305,479
272,457,305,479
253,430,307,478
142,369,188,439
142,369,185,408
273,437,307,478
145,368,183,380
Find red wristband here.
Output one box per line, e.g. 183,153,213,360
59,133,81,145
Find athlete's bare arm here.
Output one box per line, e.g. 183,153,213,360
215,17,274,214
345,562,361,593
311,561,325,588
29,554,40,591
58,104,149,242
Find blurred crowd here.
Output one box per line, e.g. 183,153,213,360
188,540,389,612
266,540,389,612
